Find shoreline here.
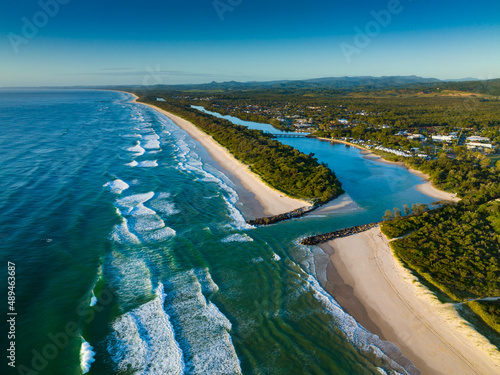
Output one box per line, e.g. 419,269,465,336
316,137,460,202
320,227,500,375
122,93,493,372
125,93,311,217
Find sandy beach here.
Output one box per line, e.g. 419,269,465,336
321,228,500,375
130,95,310,217
409,168,461,202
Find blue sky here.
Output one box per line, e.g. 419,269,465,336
1,0,499,87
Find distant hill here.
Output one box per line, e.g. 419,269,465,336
437,78,500,96
8,76,500,94
131,75,442,92
443,77,479,82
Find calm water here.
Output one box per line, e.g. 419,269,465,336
1,90,434,375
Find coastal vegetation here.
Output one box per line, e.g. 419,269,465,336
404,151,500,197
137,94,343,204
381,195,500,333
135,83,500,334
197,88,500,134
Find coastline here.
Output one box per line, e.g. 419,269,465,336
320,227,500,375
125,93,310,217
123,93,494,373
316,137,460,202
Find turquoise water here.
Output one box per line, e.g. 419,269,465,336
1,90,434,375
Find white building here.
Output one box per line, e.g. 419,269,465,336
466,136,490,142
432,135,457,142
466,142,494,149
375,146,412,158
408,134,426,141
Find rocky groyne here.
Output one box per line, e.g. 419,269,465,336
300,222,380,245
247,205,316,226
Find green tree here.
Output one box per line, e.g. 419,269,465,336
403,204,411,216
394,207,402,218
383,210,395,221
480,158,491,169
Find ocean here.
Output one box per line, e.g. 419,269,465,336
0,90,435,375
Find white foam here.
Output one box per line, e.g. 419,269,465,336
110,255,153,308
147,149,162,154
222,196,253,230
127,141,145,156
149,193,180,216
116,192,155,214
142,136,161,149
114,192,176,243
221,234,253,243
104,179,129,194
137,160,158,168
272,253,281,261
144,134,160,141
195,268,220,295
172,134,252,230
165,270,242,374
125,160,138,167
90,291,97,307
141,227,176,242
130,214,165,231
107,284,184,374
110,220,141,245
80,337,96,374
129,204,157,217
305,274,411,375
122,133,142,139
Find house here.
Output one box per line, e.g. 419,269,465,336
407,134,426,141
466,142,494,149
466,136,490,142
432,135,457,142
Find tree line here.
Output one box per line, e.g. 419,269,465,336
139,93,343,204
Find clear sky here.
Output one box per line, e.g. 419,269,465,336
1,0,499,87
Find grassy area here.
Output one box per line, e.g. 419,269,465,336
368,148,404,162
467,300,500,334
487,154,500,165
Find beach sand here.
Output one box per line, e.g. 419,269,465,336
409,168,460,202
130,95,310,217
310,192,359,215
320,227,500,375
